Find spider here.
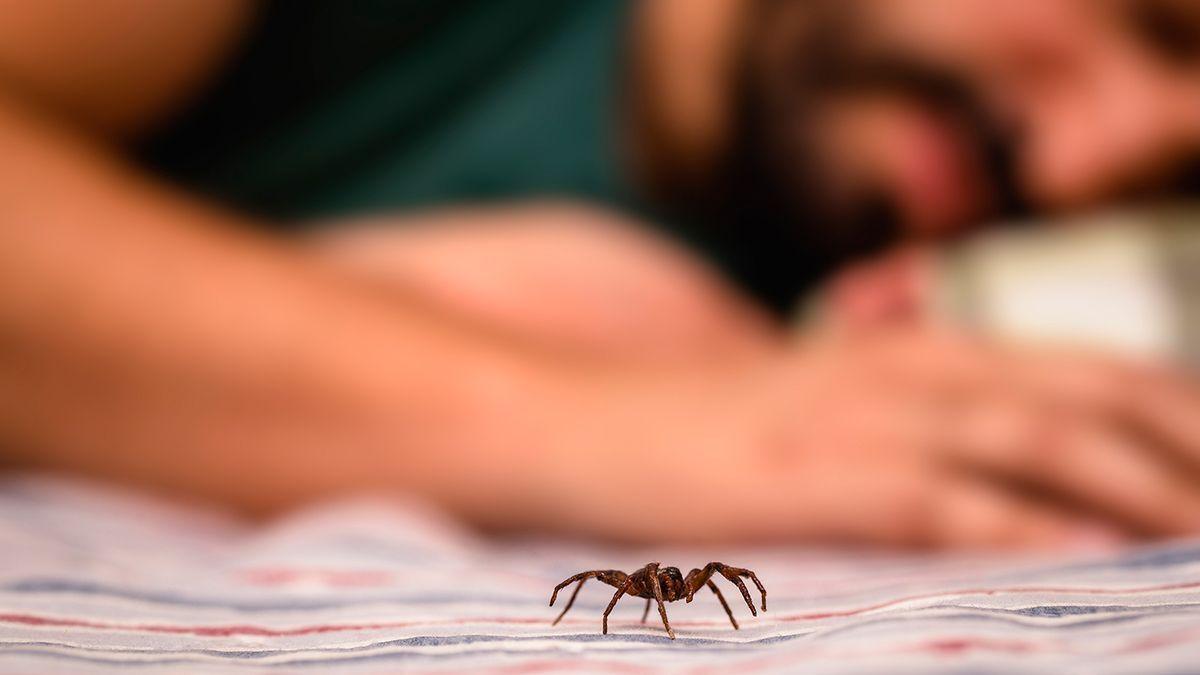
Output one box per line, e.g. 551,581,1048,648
549,562,766,639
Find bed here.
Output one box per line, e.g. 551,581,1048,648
1,474,1198,673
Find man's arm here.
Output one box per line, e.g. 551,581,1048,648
310,205,780,364
0,90,571,521
0,0,774,534
0,0,253,137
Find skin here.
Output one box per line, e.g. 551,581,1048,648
853,0,1200,215
2,0,1200,548
637,0,1200,246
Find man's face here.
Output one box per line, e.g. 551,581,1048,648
732,0,1200,264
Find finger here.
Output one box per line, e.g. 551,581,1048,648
1020,362,1200,489
1124,368,1200,471
925,475,1130,550
945,399,1200,536
894,334,1200,499
934,344,1200,475
861,329,1178,423
987,353,1200,466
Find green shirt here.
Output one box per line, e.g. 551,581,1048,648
141,0,632,219
141,0,808,310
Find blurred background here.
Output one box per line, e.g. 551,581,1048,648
131,0,1200,348
4,0,1200,548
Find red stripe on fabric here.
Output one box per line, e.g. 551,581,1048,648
0,613,532,636
913,637,1039,654
3,579,1198,637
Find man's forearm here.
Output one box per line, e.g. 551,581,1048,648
0,94,559,520
311,207,781,364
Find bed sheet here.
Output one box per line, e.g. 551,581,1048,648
1,475,1199,673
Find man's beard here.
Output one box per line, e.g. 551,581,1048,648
701,87,903,311
678,2,1027,312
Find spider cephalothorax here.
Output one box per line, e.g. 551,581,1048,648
549,562,767,639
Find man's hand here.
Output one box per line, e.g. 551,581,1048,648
531,328,1200,548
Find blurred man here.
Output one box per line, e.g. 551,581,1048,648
3,0,1200,548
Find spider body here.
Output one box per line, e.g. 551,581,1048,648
549,562,766,639
627,565,686,601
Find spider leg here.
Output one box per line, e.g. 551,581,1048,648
685,563,768,615
641,598,651,623
551,579,586,626
602,578,633,635
706,580,738,629
685,568,704,603
551,571,598,606
734,564,772,612
550,570,628,606
646,562,676,639
724,572,757,616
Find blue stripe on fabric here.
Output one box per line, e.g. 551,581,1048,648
1011,603,1200,617
0,631,802,657
1,578,527,611
3,611,1197,669
5,606,1196,662
1053,543,1200,573
806,607,1194,642
0,634,803,669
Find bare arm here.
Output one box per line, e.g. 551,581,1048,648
310,205,780,364
0,90,585,522
0,0,253,137
0,0,595,522
0,0,774,531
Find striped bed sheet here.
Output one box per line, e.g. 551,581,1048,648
1,475,1198,673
